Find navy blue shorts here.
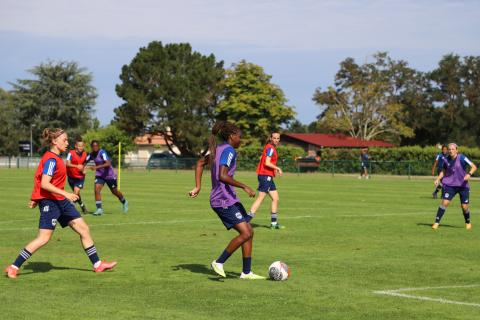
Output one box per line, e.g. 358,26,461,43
68,177,85,190
38,199,81,230
95,176,117,190
257,175,277,193
442,186,470,204
212,202,252,230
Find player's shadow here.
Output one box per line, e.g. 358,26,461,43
20,262,91,276
250,223,271,229
417,223,461,229
172,263,240,281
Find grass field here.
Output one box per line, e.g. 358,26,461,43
1,169,480,319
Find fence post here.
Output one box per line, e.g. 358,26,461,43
331,160,335,177
175,158,178,173
408,162,411,180
8,156,11,168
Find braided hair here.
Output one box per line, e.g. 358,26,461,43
208,121,240,161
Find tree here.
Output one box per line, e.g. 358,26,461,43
0,88,21,155
114,41,224,156
10,61,97,150
313,53,415,143
216,60,295,144
82,125,135,165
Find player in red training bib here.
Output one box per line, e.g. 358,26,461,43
5,128,117,279
249,132,284,229
66,137,88,214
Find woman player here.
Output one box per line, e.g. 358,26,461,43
432,143,477,230
249,132,284,229
189,121,265,279
5,128,117,279
66,137,88,213
86,141,128,216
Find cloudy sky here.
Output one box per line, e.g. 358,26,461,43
1,0,479,124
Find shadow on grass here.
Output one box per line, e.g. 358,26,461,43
19,262,91,276
172,263,241,282
250,223,270,229
417,223,462,229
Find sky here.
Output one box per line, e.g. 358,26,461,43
1,0,479,125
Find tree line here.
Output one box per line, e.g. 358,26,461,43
1,42,479,157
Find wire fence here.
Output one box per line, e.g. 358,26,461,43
2,156,474,178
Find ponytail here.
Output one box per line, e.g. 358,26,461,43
208,121,240,163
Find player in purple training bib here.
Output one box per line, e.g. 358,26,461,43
189,121,265,280
86,140,128,216
432,143,477,230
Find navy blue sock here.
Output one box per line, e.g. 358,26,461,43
271,213,278,224
119,197,126,204
216,249,231,264
96,201,102,209
242,257,252,274
13,248,32,268
85,245,100,266
463,208,471,224
435,206,446,223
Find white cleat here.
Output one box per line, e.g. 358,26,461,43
211,260,226,278
240,272,266,280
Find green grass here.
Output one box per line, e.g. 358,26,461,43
1,169,480,319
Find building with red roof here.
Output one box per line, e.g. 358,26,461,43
281,133,394,156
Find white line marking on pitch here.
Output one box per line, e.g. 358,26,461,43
373,285,480,308
0,211,433,232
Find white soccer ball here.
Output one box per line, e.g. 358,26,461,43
268,261,290,281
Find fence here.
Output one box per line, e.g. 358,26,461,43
2,156,476,178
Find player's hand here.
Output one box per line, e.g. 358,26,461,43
464,174,471,181
434,179,440,187
65,193,79,202
243,186,256,197
89,166,96,171
188,187,201,198
277,167,283,176
77,164,84,171
28,200,37,209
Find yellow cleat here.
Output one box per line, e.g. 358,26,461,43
466,223,472,230
240,272,266,280
432,223,439,230
211,260,226,278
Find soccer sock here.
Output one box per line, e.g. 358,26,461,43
435,205,446,223
462,208,471,224
96,201,102,209
435,185,442,193
76,195,84,207
216,249,231,264
271,213,278,225
119,197,126,204
85,245,101,267
242,257,252,274
12,248,32,269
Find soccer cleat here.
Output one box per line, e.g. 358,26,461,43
432,223,439,230
466,223,472,230
5,265,18,279
94,261,117,273
270,224,285,230
122,200,129,213
80,205,88,214
93,208,104,216
211,260,226,278
240,272,266,280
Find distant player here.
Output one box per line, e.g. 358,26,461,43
360,148,370,179
66,137,88,213
4,128,117,279
249,132,284,229
86,140,128,216
432,143,477,230
431,145,448,199
189,121,265,280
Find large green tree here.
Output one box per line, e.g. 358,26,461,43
429,54,480,146
216,60,295,144
10,61,97,151
313,53,415,143
114,41,224,156
0,88,21,155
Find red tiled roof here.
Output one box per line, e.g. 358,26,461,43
282,133,394,148
135,134,167,146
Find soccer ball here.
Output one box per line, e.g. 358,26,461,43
268,261,290,281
